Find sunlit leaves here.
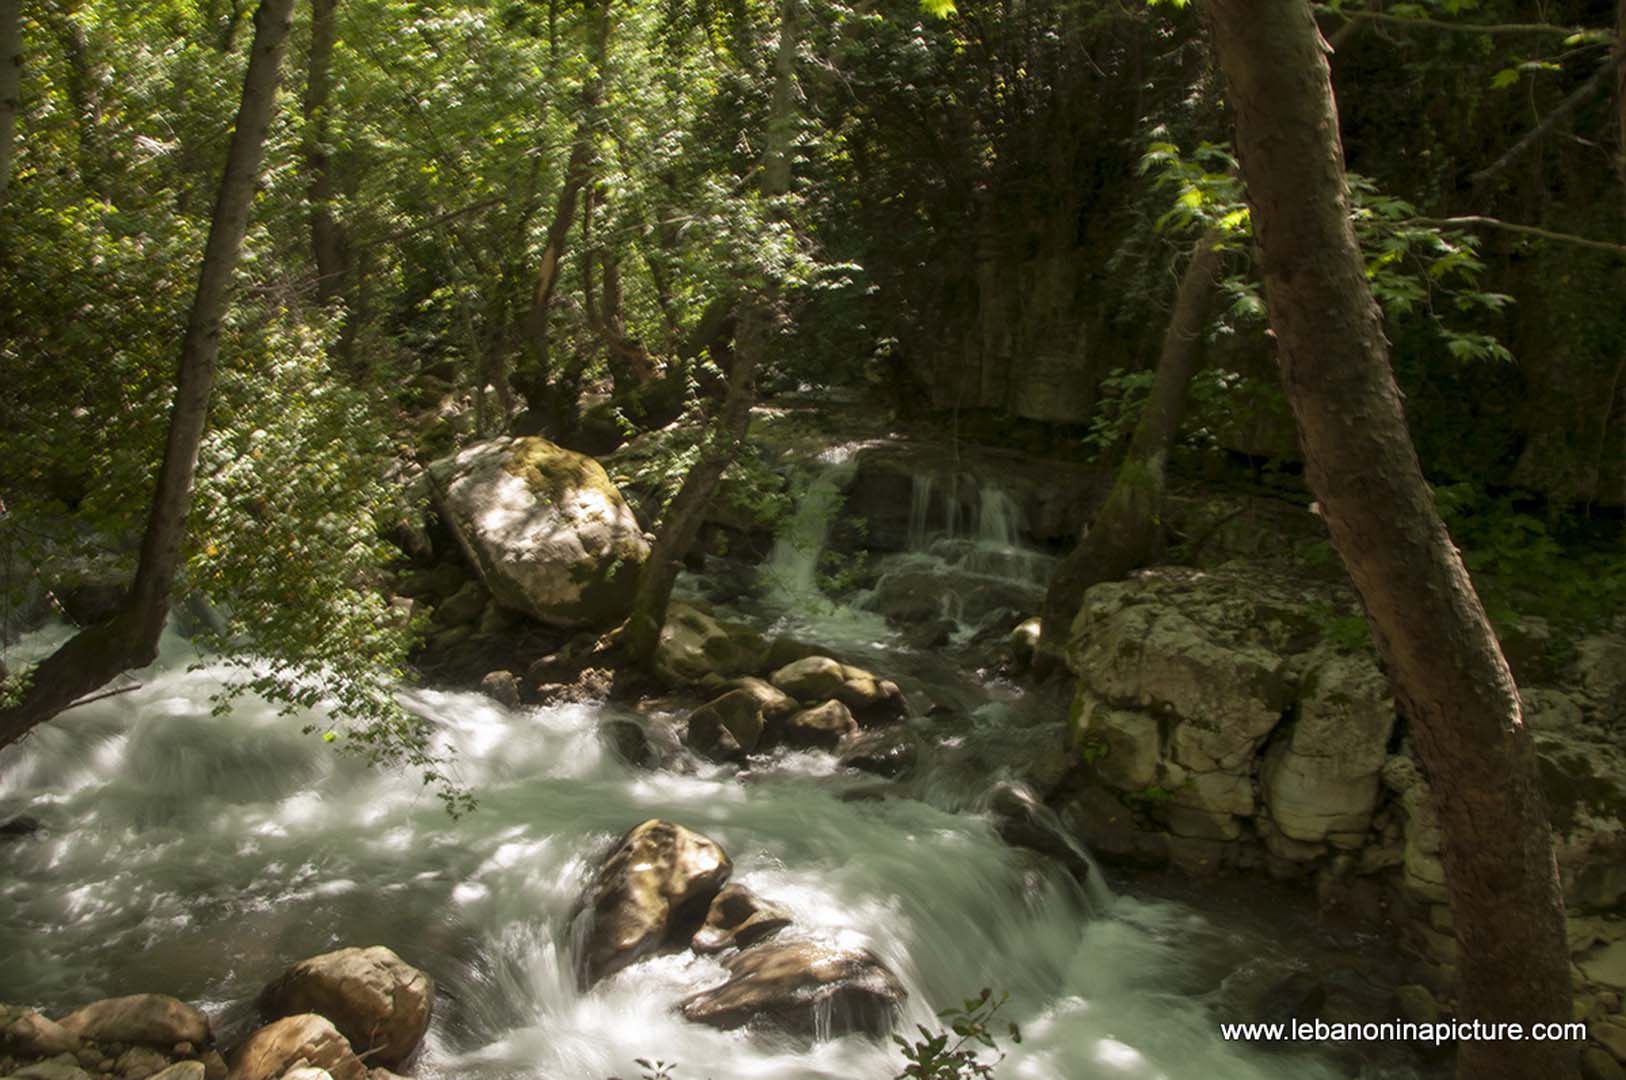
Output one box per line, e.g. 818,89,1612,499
1490,60,1561,90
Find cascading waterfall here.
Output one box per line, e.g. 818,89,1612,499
862,471,1058,640
0,632,1362,1080
760,448,863,607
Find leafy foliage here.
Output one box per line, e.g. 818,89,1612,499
894,988,1021,1080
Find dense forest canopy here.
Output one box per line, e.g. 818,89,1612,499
2,0,1626,1078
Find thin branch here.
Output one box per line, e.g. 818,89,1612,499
1470,55,1626,189
354,197,505,249
1407,215,1626,256
64,684,142,711
1313,5,1587,36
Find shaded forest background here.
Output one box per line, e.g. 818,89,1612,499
2,0,1624,699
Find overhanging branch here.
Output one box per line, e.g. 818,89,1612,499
1407,215,1626,256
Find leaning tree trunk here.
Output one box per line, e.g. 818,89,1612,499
621,320,761,663
0,0,19,202
1040,227,1223,652
304,0,351,307
623,0,799,668
1202,6,1577,1080
0,0,296,752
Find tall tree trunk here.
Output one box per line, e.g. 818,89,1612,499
304,0,350,307
0,0,19,202
623,0,799,668
1040,227,1223,654
0,0,296,752
1202,6,1576,1079
517,0,610,414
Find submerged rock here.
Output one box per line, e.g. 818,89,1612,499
680,941,906,1036
726,678,800,723
226,1015,364,1080
837,728,918,778
426,437,649,628
58,996,210,1051
477,670,522,709
989,783,1091,885
600,718,656,769
0,815,42,840
769,657,848,703
833,667,907,726
691,885,793,955
259,946,433,1068
684,689,768,762
780,700,857,750
577,820,733,988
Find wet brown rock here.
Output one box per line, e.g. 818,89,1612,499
578,820,732,988
680,941,905,1036
691,886,793,955
260,947,433,1069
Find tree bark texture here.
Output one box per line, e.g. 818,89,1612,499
1202,6,1577,1079
518,0,609,412
304,0,350,305
0,0,19,202
0,0,297,752
1617,0,1626,199
1041,227,1222,649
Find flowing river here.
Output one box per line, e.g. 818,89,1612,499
0,468,1396,1080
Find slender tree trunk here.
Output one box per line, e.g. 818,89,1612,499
1202,6,1576,1079
763,0,798,194
0,0,19,202
304,0,350,307
1040,228,1223,650
0,0,296,752
518,0,609,413
622,319,761,663
624,0,799,668
1617,0,1625,203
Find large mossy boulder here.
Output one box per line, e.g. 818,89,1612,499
259,947,432,1068
577,820,732,988
679,941,906,1036
426,437,649,628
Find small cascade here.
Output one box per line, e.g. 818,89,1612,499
863,471,1058,640
760,452,861,607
